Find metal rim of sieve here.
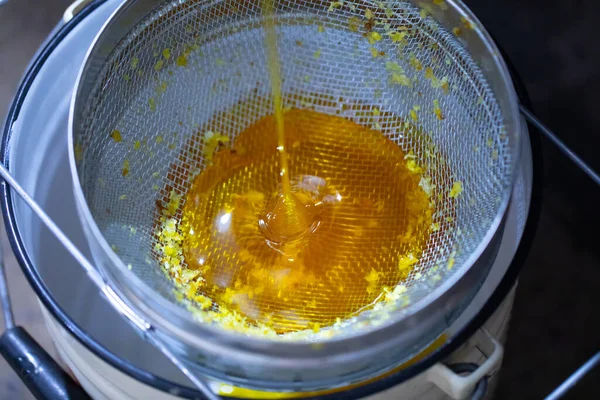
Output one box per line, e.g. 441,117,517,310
68,0,522,388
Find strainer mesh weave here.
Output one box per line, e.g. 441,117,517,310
74,0,511,338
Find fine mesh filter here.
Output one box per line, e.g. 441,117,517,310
73,0,515,341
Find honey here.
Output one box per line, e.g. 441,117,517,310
179,109,433,333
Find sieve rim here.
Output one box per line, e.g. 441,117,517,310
67,0,522,373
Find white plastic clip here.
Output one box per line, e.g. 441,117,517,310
427,328,504,399
64,0,95,22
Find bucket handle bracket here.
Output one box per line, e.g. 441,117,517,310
427,328,503,400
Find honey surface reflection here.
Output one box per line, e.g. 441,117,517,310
180,109,432,332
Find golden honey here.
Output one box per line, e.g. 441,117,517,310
179,109,433,333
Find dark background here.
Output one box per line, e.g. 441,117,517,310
1,0,600,398
462,0,600,398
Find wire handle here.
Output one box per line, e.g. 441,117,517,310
0,164,219,400
519,105,600,187
0,227,91,399
518,107,600,399
545,352,600,400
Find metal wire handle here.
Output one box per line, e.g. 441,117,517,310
545,352,600,400
520,105,600,187
0,222,92,398
519,106,600,399
0,164,219,400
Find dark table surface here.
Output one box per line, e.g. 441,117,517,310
1,0,600,398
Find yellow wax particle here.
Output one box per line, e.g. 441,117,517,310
387,30,408,44
384,284,407,303
447,252,456,269
461,16,475,30
406,159,422,173
365,268,381,294
166,190,182,216
425,67,434,80
348,16,360,32
419,176,434,197
73,143,83,162
122,159,130,177
367,31,382,44
410,109,418,121
202,131,229,163
409,54,423,71
111,130,122,143
433,0,448,9
328,1,343,12
386,61,412,86
157,81,167,94
398,252,418,272
176,54,188,67
433,99,444,120
449,181,463,198
194,294,212,310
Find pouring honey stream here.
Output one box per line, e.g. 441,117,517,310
258,0,317,246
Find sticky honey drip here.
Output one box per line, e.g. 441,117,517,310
259,0,314,243
263,0,289,194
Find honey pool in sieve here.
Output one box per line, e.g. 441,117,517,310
154,107,438,335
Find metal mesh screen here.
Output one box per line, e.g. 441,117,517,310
74,0,512,339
